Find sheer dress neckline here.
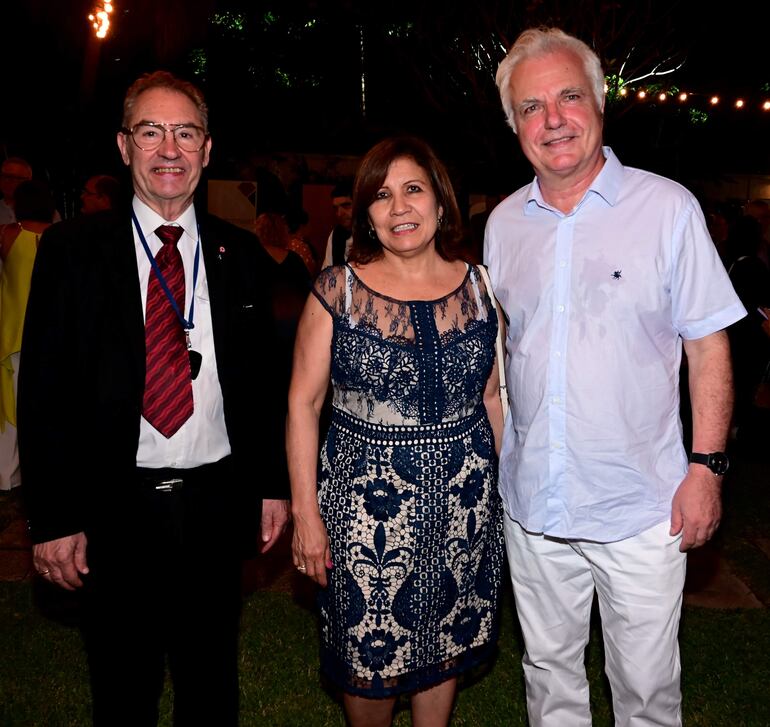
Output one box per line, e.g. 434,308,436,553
346,262,471,305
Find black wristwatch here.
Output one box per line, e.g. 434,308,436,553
689,451,729,476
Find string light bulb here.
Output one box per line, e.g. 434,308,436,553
735,99,745,109
763,101,770,111
638,90,647,99
678,92,688,102
710,96,719,105
658,92,667,102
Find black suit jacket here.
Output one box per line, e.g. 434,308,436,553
18,208,288,547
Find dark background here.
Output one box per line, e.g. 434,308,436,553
2,0,768,213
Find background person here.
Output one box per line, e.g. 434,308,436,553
0,180,55,490
486,27,745,726
321,179,353,267
288,136,505,727
80,174,122,214
0,157,33,225
18,70,289,726
726,215,770,446
255,208,316,276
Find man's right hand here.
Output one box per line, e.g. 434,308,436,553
33,532,89,591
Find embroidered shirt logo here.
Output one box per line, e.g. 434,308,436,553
611,270,622,280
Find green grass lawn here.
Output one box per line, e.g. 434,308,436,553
1,581,768,726
1,449,768,725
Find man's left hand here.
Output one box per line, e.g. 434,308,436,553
260,499,291,552
670,467,722,551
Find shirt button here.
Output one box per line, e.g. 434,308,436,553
552,396,561,404
559,260,567,268
555,351,561,358
557,305,565,313
553,442,562,449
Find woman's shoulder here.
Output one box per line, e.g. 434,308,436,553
312,264,351,311
315,263,348,286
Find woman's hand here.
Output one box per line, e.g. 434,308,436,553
287,293,334,586
292,508,332,587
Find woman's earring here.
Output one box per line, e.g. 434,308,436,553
437,215,443,227
368,226,377,240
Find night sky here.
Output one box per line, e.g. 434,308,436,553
2,0,768,207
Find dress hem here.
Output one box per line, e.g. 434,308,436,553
320,638,499,699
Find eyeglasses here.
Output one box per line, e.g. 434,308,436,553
120,122,209,152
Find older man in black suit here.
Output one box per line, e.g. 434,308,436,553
18,71,290,726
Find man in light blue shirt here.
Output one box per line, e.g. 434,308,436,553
485,27,745,726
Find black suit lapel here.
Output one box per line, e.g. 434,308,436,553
105,215,145,374
198,215,229,364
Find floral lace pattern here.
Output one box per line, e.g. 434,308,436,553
313,265,505,697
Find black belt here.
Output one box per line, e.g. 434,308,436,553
136,456,231,493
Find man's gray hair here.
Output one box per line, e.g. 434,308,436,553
496,27,605,133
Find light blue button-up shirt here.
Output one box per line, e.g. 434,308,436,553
484,148,746,542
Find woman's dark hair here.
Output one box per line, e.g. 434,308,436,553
14,180,55,223
348,136,465,264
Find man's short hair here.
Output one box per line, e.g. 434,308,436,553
122,70,209,130
331,179,353,199
495,27,605,133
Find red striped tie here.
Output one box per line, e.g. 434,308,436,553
142,225,193,438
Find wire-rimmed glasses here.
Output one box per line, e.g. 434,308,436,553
121,122,208,152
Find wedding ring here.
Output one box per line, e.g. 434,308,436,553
39,569,50,576
297,564,307,572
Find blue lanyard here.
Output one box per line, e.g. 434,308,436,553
132,210,201,332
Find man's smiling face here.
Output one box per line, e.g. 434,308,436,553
117,87,211,219
509,48,604,189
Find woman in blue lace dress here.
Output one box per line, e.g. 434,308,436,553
287,136,505,727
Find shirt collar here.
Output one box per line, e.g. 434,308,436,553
524,146,624,216
588,146,623,206
131,195,198,244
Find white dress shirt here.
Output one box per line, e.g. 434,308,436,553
132,196,230,468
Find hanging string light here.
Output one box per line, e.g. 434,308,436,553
610,79,769,115
88,2,114,39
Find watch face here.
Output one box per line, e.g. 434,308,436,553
708,452,730,475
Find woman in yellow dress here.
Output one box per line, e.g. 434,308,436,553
0,180,55,489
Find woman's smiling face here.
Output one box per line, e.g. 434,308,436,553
368,156,443,259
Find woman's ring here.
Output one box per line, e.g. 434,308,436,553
39,569,50,576
297,564,307,572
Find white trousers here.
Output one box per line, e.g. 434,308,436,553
504,516,687,727
0,352,21,490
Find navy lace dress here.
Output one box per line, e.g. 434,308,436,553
313,263,505,697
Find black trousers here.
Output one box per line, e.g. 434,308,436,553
80,458,243,727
